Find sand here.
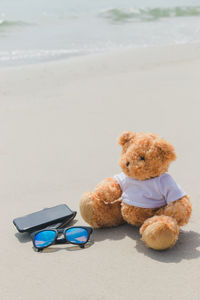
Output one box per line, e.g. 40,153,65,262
1,44,200,300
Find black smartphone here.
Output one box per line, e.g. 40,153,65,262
13,204,76,233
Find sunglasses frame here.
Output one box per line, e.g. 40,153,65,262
31,226,93,251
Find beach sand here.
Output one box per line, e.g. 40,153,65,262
1,44,200,300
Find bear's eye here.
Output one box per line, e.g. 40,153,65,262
140,156,145,161
126,162,130,167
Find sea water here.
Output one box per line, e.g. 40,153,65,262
0,0,200,66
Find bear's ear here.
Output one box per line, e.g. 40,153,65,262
154,138,176,162
118,131,136,146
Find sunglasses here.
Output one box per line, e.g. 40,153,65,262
31,226,93,251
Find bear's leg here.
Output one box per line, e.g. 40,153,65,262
140,215,179,250
139,196,192,250
80,192,124,228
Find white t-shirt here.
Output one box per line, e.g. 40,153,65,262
114,172,186,208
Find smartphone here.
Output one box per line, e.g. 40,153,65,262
13,204,76,233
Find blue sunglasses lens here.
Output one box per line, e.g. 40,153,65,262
66,228,88,244
34,230,56,248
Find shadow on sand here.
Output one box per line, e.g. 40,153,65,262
93,223,200,263
15,221,200,261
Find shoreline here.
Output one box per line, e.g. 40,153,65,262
0,42,200,71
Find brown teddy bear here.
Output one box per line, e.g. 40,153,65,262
80,132,192,250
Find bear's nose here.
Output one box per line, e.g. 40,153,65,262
126,162,130,167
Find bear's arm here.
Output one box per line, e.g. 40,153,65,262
156,195,192,226
156,174,192,225
93,177,122,204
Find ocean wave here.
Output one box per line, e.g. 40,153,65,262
0,19,34,29
99,6,200,22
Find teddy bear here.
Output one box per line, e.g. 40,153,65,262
80,132,192,250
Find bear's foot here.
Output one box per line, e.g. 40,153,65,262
140,215,179,250
80,192,124,228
